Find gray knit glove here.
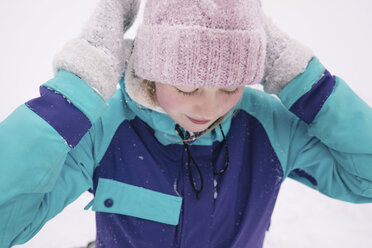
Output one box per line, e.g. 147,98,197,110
262,15,315,94
53,0,140,100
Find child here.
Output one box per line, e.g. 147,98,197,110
1,0,372,247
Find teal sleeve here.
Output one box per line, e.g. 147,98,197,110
0,133,95,247
0,71,107,247
278,57,372,203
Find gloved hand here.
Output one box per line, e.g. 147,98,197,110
53,0,140,100
262,15,314,94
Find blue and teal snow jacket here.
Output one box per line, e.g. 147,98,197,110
1,57,372,247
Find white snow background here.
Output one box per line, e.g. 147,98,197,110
0,0,371,247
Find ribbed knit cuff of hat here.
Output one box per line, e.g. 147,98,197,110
133,24,266,88
262,16,314,95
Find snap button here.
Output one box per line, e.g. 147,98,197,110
104,198,114,208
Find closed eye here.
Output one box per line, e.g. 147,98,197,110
175,87,240,96
175,88,199,96
221,88,239,95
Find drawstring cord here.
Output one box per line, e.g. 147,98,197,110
175,124,230,200
175,124,204,199
213,124,229,175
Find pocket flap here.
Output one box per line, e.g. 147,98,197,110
93,178,183,225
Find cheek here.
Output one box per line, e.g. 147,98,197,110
221,90,244,111
156,86,190,114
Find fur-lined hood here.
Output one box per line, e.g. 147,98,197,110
124,47,166,114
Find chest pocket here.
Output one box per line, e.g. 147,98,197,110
92,178,183,226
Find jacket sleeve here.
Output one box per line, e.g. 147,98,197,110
278,57,372,203
0,70,107,247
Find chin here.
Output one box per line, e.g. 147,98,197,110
176,116,216,133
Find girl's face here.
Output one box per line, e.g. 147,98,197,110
155,83,244,133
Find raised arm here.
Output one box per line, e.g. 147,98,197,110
262,15,372,203
0,0,139,246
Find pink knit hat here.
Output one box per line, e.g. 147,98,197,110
132,0,266,88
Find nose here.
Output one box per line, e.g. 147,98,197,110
194,94,220,120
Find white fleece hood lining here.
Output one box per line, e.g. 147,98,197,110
124,54,166,114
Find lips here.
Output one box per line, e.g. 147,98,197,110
187,116,211,125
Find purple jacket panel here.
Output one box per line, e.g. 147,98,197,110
92,109,283,248
25,86,91,148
